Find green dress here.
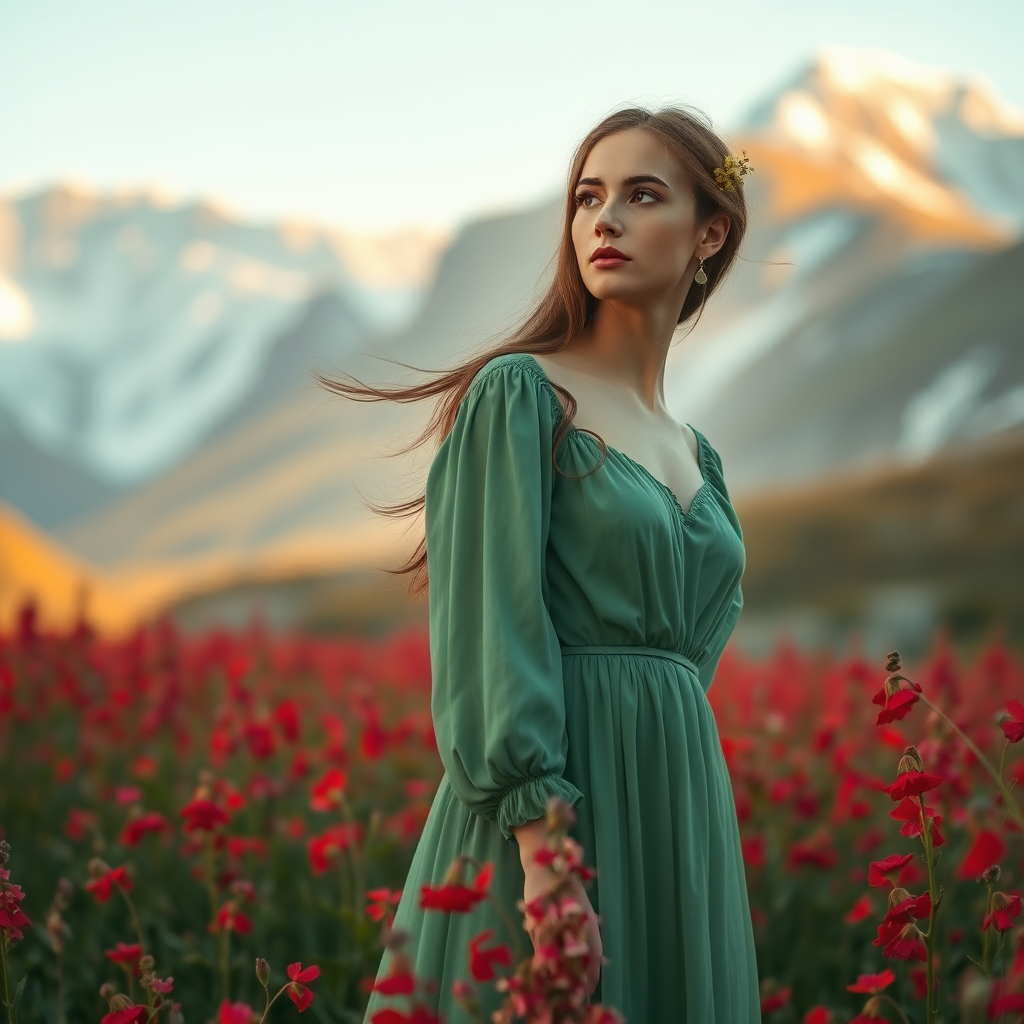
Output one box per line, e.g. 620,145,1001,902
363,352,759,1023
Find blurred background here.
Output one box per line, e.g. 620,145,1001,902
2,0,1023,661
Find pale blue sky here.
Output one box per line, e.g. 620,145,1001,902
1,0,1021,235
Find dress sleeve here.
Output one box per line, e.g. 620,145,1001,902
425,359,584,841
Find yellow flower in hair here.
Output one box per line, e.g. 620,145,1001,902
713,150,754,193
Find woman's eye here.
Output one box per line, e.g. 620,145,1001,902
573,190,598,207
573,188,659,207
635,188,658,202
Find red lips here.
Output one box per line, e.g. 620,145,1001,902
591,246,630,262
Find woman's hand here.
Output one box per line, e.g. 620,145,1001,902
521,858,603,998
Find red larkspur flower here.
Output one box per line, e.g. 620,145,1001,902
876,689,919,726
882,771,943,801
120,811,167,847
844,894,873,924
179,798,229,833
85,865,132,903
468,929,512,982
847,967,896,993
101,1007,148,1024
310,768,347,812
759,986,792,1013
883,921,927,961
982,892,1022,932
1001,701,1024,743
867,853,914,887
287,983,314,1012
288,962,321,984
218,1001,255,1024
957,829,1005,880
105,942,142,965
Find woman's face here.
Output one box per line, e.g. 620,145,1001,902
571,127,726,307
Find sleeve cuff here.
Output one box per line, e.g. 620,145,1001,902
496,773,584,842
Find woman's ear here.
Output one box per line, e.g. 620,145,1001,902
696,213,731,259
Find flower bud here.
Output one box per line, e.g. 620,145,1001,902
888,887,911,908
138,954,155,972
87,857,111,879
108,994,133,1011
255,957,270,987
442,857,467,887
99,982,117,1000
886,652,901,673
452,978,479,1014
863,995,886,1018
980,865,1002,884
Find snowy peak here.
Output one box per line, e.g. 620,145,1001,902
739,46,1024,243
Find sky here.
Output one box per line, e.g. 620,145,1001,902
2,0,1023,236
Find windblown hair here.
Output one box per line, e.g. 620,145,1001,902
314,104,749,600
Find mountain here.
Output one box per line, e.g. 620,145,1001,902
666,46,1024,489
0,185,449,514
3,47,1024,634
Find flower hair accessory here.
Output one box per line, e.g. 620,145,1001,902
713,150,753,192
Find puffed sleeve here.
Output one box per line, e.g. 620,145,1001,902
425,358,584,841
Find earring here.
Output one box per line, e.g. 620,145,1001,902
694,256,708,285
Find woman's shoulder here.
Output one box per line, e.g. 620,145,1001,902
466,353,563,417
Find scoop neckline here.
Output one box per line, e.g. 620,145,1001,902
511,352,714,525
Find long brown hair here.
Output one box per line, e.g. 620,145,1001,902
314,104,749,600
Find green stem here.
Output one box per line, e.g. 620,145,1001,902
203,834,229,1000
118,885,146,956
878,992,914,1024
1,934,12,1024
919,794,938,1022
918,695,1024,832
485,892,527,962
257,985,290,1024
982,884,994,974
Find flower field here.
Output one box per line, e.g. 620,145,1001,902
3,596,1024,1023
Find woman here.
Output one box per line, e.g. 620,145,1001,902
322,104,759,1022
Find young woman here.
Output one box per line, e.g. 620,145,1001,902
321,104,759,1023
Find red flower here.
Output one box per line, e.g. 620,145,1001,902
843,895,873,924
882,921,927,961
759,986,791,1013
1001,700,1024,743
310,768,347,812
787,834,837,870
120,811,167,847
419,883,487,913
218,1001,255,1024
179,798,229,833
882,771,943,802
287,984,314,1012
101,1007,148,1024
982,892,1022,932
366,888,402,924
847,968,896,993
288,962,321,984
875,689,919,726
307,823,363,874
85,865,132,903
867,853,914,887
0,881,31,934
210,901,251,934
105,942,142,966
467,929,512,981
957,829,1005,880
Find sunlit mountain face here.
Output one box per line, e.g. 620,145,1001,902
665,46,1024,490
1,47,1023,614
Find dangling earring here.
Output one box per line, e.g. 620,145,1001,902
694,256,708,285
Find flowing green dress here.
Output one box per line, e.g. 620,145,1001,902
363,352,760,1023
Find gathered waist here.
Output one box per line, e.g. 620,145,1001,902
560,644,700,677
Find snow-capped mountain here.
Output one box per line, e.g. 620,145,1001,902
0,186,449,488
4,47,1024,614
665,47,1024,487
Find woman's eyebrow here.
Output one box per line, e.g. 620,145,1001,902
575,174,671,189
